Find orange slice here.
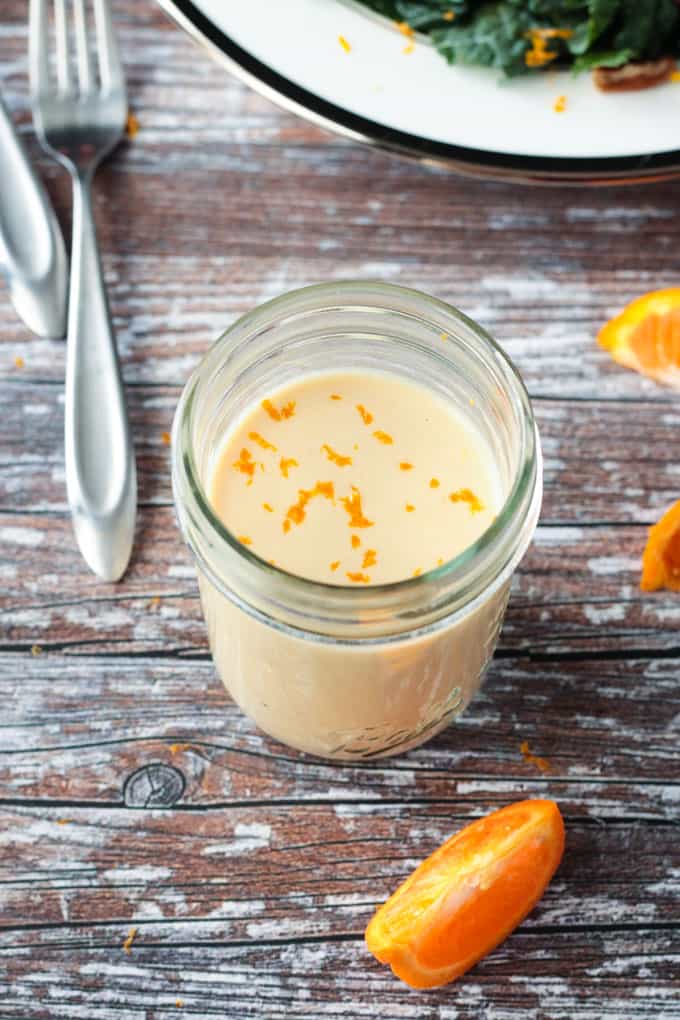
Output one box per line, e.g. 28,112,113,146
598,289,680,389
365,799,564,989
641,499,680,593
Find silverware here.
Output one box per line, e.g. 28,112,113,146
29,0,136,582
0,93,68,338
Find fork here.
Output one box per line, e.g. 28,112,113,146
29,0,136,582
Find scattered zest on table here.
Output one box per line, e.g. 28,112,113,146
122,927,138,954
598,288,680,390
641,499,680,593
365,799,565,989
520,739,552,773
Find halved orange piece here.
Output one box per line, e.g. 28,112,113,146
598,289,680,389
641,499,680,593
365,799,564,989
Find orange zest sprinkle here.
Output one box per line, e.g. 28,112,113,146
553,94,567,113
14,356,24,369
330,394,342,400
31,644,42,656
176,1002,183,1009
126,111,139,137
373,430,393,445
405,504,415,513
269,559,276,565
395,21,414,39
442,10,455,20
262,399,281,420
285,481,335,529
330,560,341,571
238,535,252,546
169,742,192,754
148,596,161,611
437,557,444,566
347,571,371,584
262,398,296,421
249,431,277,452
449,488,484,513
338,34,351,53
161,431,171,446
123,927,138,954
400,462,413,471
263,503,274,513
403,43,415,55
413,567,422,577
280,457,299,478
429,478,440,488
233,448,256,477
283,519,291,534
440,333,448,342
315,480,335,500
56,818,72,825
362,549,377,569
524,28,572,68
351,534,361,549
531,27,573,38
341,486,374,529
286,495,308,527
356,404,374,425
520,740,553,774
322,443,352,467
672,71,680,82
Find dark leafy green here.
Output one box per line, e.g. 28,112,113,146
432,4,536,77
356,0,680,76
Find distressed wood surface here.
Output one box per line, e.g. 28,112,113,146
1,0,679,1017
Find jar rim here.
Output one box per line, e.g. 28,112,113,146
172,281,542,640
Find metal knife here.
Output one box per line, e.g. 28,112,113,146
0,92,67,338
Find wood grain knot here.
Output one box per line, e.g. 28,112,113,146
123,763,186,808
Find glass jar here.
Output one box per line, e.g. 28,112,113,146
172,282,542,760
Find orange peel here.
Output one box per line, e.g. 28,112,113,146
641,499,680,593
365,799,564,989
598,289,680,389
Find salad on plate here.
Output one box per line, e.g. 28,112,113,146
357,1,680,89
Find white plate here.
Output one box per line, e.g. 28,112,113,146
157,0,680,182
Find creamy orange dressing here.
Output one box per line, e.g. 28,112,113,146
208,371,501,585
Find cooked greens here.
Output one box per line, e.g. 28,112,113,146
356,0,680,76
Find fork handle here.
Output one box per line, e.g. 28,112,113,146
65,170,136,581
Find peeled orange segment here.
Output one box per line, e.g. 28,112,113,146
641,499,680,593
365,799,564,989
598,289,680,389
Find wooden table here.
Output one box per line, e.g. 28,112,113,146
1,3,679,1016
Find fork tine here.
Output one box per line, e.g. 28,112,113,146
72,0,93,95
92,0,125,97
28,0,51,98
54,0,73,95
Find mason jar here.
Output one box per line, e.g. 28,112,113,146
172,281,542,760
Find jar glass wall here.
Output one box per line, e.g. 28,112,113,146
172,282,542,759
